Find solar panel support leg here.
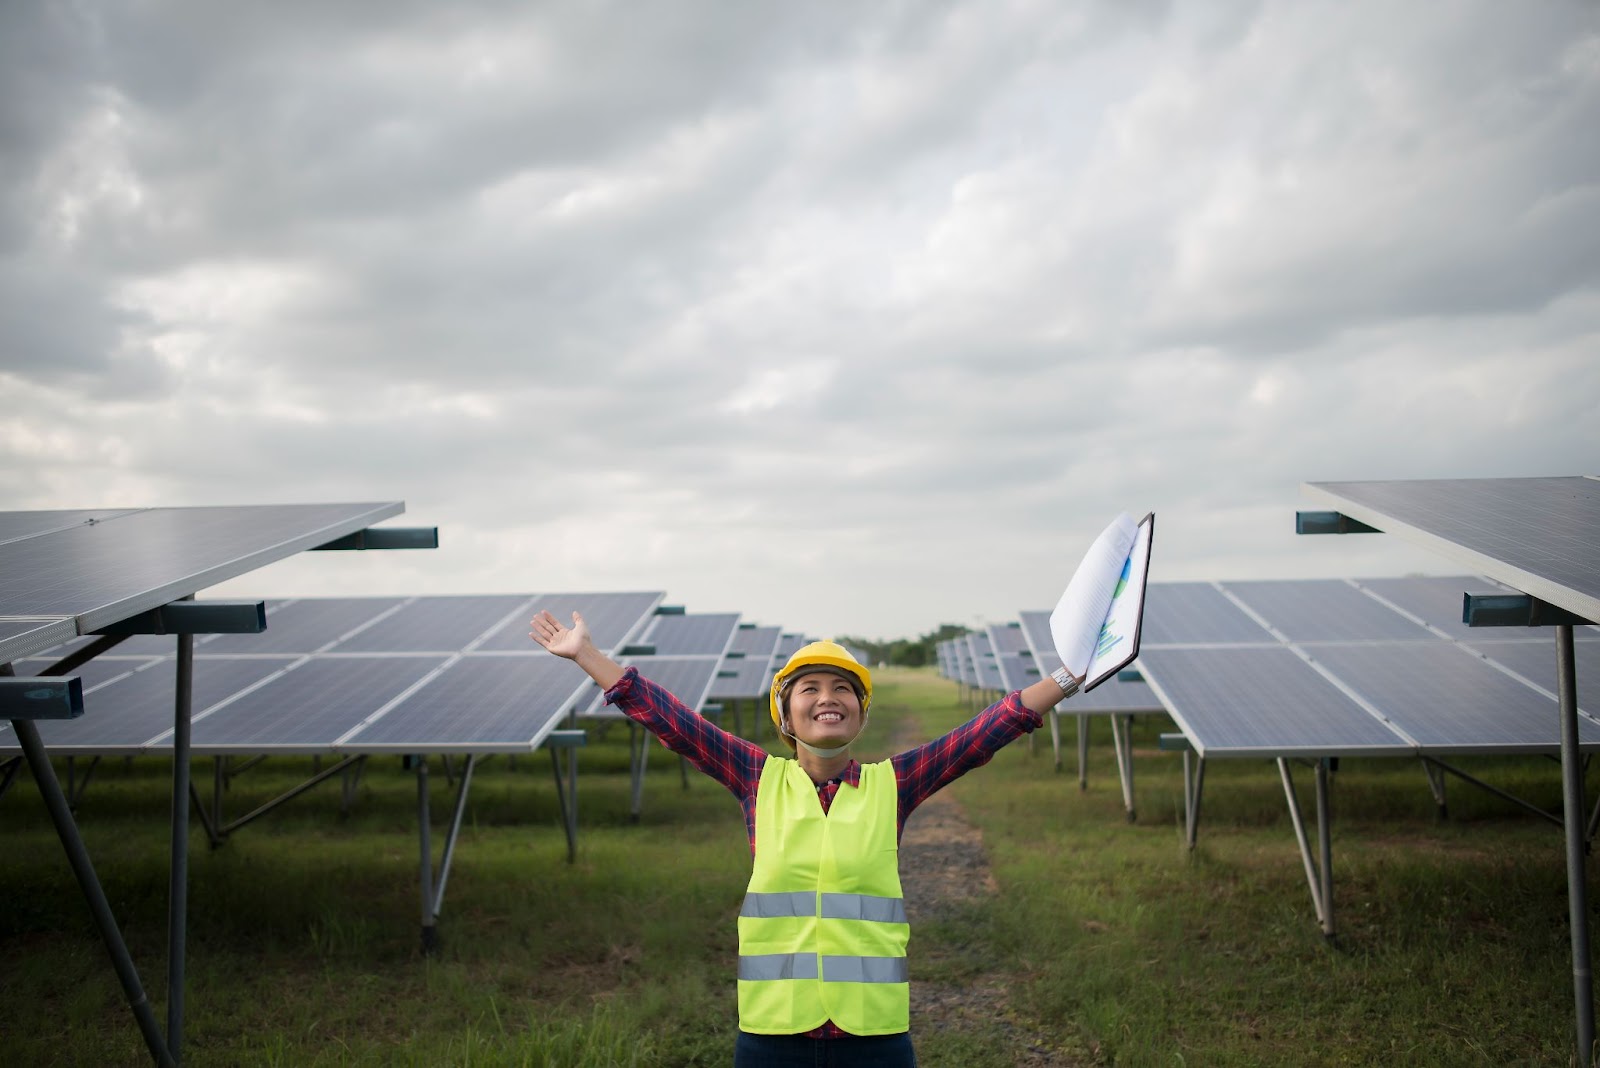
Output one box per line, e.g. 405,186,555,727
628,723,647,823
11,717,176,1068
1555,624,1595,1064
168,630,193,1059
417,756,437,955
217,755,366,837
0,754,21,803
1110,714,1136,822
545,734,586,864
1420,757,1562,829
1278,758,1334,939
1181,751,1206,850
1316,759,1334,943
1075,714,1086,787
188,779,221,851
1420,759,1449,821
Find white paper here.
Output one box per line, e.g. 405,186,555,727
1082,515,1153,686
1049,512,1138,679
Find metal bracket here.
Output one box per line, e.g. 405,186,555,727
92,600,266,636
1295,511,1381,535
1463,593,1597,628
310,526,438,551
0,674,85,719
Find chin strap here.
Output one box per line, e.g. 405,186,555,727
795,738,852,759
782,714,869,760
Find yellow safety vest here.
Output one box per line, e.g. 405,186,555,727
737,756,910,1036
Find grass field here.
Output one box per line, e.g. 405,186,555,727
2,666,1594,1065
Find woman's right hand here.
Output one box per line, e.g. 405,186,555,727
530,609,591,660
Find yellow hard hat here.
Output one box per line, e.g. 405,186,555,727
769,640,873,748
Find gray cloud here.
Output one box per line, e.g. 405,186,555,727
2,0,1597,638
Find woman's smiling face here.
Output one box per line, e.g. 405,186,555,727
784,670,864,748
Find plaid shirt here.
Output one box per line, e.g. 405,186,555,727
603,666,1042,1039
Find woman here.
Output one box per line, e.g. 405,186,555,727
529,610,1079,1067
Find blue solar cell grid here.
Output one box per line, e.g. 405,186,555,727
1305,642,1600,751
339,655,590,751
476,591,663,652
335,595,532,653
642,612,740,656
1139,583,1273,646
1221,580,1438,643
1138,647,1412,757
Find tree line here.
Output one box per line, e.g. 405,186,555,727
836,623,970,668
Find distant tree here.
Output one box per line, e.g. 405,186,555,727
838,622,970,668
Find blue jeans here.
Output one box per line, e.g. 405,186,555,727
734,1031,918,1067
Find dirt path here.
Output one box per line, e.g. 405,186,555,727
893,720,1079,1066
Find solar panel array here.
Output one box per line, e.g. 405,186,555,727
1137,577,1600,759
934,577,1600,758
576,611,742,718
709,624,784,701
5,591,667,756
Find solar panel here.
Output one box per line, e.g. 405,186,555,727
641,612,740,656
187,655,450,752
967,631,1004,690
709,655,775,700
4,657,292,754
1221,579,1439,643
201,598,408,655
1305,477,1600,621
1137,646,1412,757
709,623,782,700
578,655,724,718
0,503,403,636
336,655,590,752
1466,640,1600,701
0,508,139,545
729,624,782,657
1304,642,1600,751
1139,583,1274,646
1351,575,1512,641
334,595,533,653
474,591,664,653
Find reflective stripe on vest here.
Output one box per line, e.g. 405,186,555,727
737,953,909,984
737,757,909,1036
740,891,908,924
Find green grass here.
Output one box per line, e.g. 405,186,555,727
2,668,1595,1065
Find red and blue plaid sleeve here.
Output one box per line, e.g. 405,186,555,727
605,667,767,841
891,689,1042,835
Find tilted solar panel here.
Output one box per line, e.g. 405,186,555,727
1465,640,1600,701
1303,642,1600,751
1304,477,1600,621
1138,646,1411,757
0,502,403,631
188,655,450,752
1138,583,1274,646
0,508,139,545
643,612,740,656
4,656,291,754
1221,579,1439,643
201,598,408,655
335,595,533,653
475,591,663,653
1351,575,1508,642
338,655,590,752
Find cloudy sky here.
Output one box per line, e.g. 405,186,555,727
3,1,1597,640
